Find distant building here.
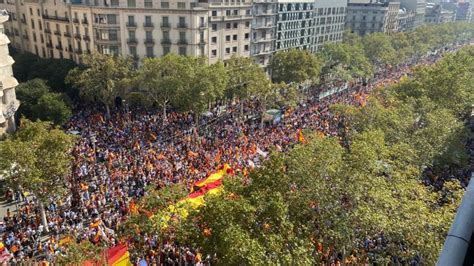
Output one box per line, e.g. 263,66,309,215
455,2,473,23
397,0,427,29
425,3,455,24
345,0,400,36
0,10,19,135
397,8,416,32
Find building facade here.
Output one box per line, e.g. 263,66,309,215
311,0,346,52
425,3,454,24
455,2,472,23
345,1,400,36
397,7,415,32
251,0,277,66
0,9,19,135
397,0,426,29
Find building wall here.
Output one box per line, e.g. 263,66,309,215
397,0,426,28
312,0,346,52
0,10,19,135
346,2,400,36
251,0,276,67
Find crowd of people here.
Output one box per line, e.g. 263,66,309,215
0,44,469,265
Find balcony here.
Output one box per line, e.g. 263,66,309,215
143,22,154,28
46,43,53,48
43,15,70,22
253,23,273,29
177,39,188,45
144,38,155,45
161,38,172,45
199,39,206,45
74,33,81,39
22,34,29,40
54,30,61,36
82,18,88,24
20,18,26,24
55,44,63,50
83,35,90,41
73,18,80,24
255,10,274,16
160,22,171,28
127,38,138,45
44,28,51,34
126,22,137,28
64,32,72,37
75,48,83,54
199,23,207,28
177,23,187,28
95,38,121,45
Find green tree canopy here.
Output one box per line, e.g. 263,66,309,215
269,49,323,84
66,52,134,118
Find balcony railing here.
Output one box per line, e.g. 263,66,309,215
74,33,81,39
161,38,172,45
143,22,154,28
55,44,63,50
75,48,83,54
160,22,171,28
44,28,51,34
22,34,29,40
46,43,53,48
144,38,155,45
82,18,88,24
54,30,61,36
177,39,188,45
73,18,79,23
177,23,187,28
64,32,71,37
199,23,207,28
127,38,138,44
83,35,90,41
43,15,70,22
20,18,26,24
126,22,137,27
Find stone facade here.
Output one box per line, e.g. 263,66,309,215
0,9,19,135
345,1,400,36
425,3,454,24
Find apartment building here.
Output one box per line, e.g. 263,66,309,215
397,7,415,32
0,9,19,134
455,2,472,23
346,0,400,36
311,0,346,52
251,0,277,66
397,0,426,29
0,0,251,64
425,3,454,24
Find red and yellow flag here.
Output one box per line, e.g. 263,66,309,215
297,129,306,144
107,244,132,266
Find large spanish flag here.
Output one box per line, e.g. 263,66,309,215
107,244,132,266
193,164,231,189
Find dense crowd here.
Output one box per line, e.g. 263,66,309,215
0,45,469,264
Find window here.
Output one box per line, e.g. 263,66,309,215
128,15,135,25
145,16,152,26
226,10,231,16
212,24,217,31
145,0,153,7
29,8,33,15
146,46,154,57
212,11,217,16
233,22,238,28
163,31,170,39
245,21,250,28
107,14,117,24
244,33,249,39
226,23,231,29
109,30,118,41
163,46,170,55
225,47,230,54
129,46,137,56
179,31,186,40
161,2,169,8
211,49,217,57
244,44,249,51
179,47,187,56
127,0,136,7
232,34,237,41
177,2,186,9
226,35,230,42
31,19,35,29
146,31,153,39
232,46,237,53
128,30,135,39
233,10,238,15
211,36,217,43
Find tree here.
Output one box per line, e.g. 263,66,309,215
66,52,134,118
55,241,104,265
319,43,373,82
16,79,72,125
362,33,397,66
269,49,323,84
16,79,50,119
33,92,72,125
136,54,187,124
0,120,76,231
